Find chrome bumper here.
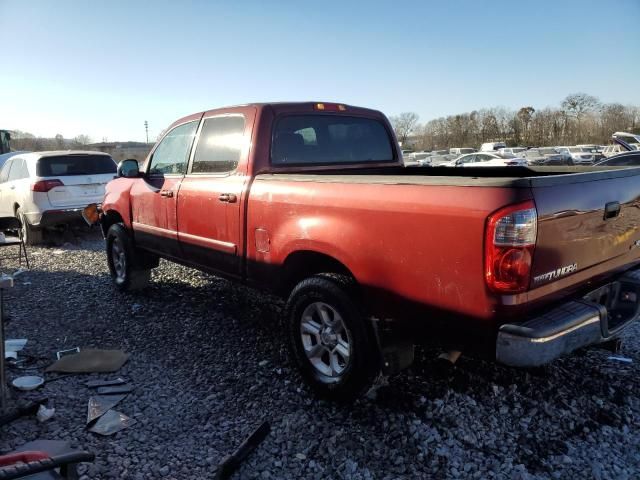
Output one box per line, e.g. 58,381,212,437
496,269,640,367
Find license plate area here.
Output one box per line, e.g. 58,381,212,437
583,280,640,336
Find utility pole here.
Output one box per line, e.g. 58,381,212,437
144,121,149,144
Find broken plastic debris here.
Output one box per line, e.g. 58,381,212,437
5,339,27,351
89,409,135,436
87,394,127,424
36,404,55,422
86,378,126,389
96,384,134,395
607,355,633,364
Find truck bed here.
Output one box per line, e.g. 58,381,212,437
248,164,640,326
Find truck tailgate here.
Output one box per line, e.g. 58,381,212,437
530,168,640,290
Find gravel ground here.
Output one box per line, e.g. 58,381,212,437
1,228,639,479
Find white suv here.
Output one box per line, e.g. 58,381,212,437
0,151,117,243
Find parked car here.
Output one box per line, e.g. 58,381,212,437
0,151,117,243
521,148,573,166
480,141,507,152
497,147,526,157
602,144,627,158
449,147,476,156
594,151,640,167
428,154,454,166
555,146,597,165
442,152,527,167
89,101,640,400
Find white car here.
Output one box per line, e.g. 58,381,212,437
443,152,528,167
0,151,117,243
497,147,526,157
555,146,597,165
480,141,507,152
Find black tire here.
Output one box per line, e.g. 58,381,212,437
16,207,43,245
106,223,151,291
285,274,380,401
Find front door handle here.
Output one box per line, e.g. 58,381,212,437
159,190,174,198
219,193,237,203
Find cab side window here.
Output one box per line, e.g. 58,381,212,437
191,116,245,174
148,121,198,175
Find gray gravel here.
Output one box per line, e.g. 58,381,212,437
1,228,639,479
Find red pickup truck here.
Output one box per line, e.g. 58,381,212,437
89,102,640,400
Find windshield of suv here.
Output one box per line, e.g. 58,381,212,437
37,154,117,176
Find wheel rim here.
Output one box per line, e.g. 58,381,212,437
300,301,352,380
111,237,126,281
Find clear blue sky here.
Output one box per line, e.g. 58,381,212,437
1,0,639,142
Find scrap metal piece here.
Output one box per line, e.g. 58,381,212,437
214,421,271,480
56,347,80,360
85,378,126,389
87,395,127,424
96,385,134,395
88,409,135,436
46,349,129,373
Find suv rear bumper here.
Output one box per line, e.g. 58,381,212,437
27,207,96,228
496,269,640,367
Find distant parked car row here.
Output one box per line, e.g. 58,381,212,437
404,134,640,168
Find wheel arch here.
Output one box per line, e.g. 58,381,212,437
100,209,125,237
280,250,358,297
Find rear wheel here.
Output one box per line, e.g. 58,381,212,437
16,208,43,245
106,223,150,291
286,274,380,401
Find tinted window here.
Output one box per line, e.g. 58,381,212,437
149,121,198,175
8,159,28,180
191,116,245,173
272,115,394,165
37,154,116,176
0,160,13,183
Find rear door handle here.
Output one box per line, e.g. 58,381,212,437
604,201,620,220
219,193,237,203
159,190,174,198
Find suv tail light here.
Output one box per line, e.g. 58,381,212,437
485,200,537,293
31,179,64,192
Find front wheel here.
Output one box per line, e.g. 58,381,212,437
106,223,150,291
286,274,380,401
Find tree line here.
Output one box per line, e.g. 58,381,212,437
391,93,640,150
9,130,93,151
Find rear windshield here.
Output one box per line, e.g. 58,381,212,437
271,115,394,165
37,154,116,177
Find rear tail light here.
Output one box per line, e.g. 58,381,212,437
485,201,537,293
31,179,64,192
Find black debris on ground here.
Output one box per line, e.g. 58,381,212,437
1,229,639,479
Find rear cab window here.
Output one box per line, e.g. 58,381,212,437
37,154,116,177
271,115,395,166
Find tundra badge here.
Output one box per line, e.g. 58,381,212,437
533,263,578,284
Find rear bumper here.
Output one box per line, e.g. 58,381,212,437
27,207,96,228
496,269,640,367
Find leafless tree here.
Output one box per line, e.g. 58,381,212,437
390,112,419,145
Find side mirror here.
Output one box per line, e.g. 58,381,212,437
117,159,140,178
